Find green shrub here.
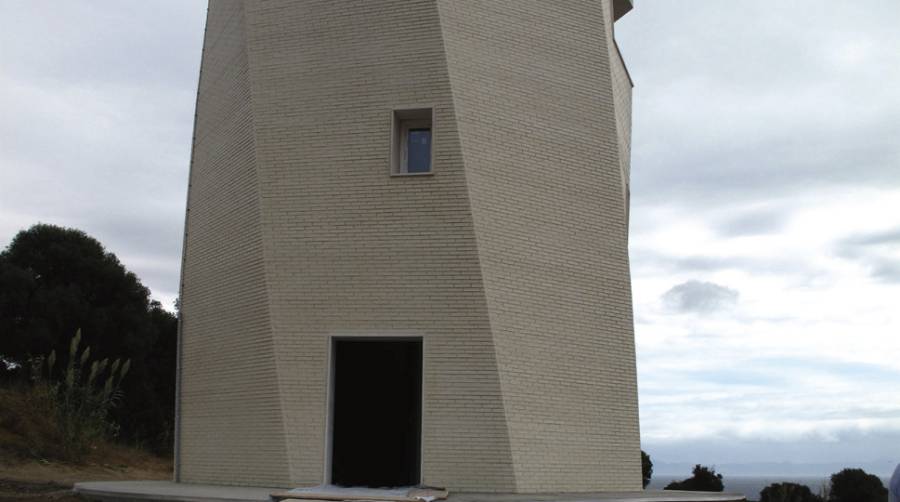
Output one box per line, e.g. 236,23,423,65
828,468,887,502
665,464,725,492
642,450,653,489
760,482,823,502
31,329,131,461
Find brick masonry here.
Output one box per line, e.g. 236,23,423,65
178,0,639,493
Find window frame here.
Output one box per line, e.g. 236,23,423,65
391,107,434,176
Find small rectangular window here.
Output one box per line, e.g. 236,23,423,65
404,126,431,173
392,108,433,175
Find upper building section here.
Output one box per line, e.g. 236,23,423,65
179,0,640,492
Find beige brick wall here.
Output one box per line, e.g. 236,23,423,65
242,0,515,490
178,1,290,486
608,0,634,202
437,1,640,491
612,49,633,188
178,0,639,492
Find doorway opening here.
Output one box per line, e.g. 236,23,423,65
330,338,422,487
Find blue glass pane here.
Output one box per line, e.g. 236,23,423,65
407,129,431,173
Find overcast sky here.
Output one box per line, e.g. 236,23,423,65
1,1,898,477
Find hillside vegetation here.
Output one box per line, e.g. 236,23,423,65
0,385,169,500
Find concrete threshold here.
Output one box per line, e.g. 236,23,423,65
73,481,746,502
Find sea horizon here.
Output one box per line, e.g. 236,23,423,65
648,474,893,501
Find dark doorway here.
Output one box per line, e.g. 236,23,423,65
331,339,422,487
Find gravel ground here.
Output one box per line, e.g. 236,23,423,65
0,479,79,501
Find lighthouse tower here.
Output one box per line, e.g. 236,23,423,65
177,0,639,493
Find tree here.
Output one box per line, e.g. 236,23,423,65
0,224,177,452
642,450,653,488
665,464,724,492
0,224,149,364
828,468,887,502
760,482,823,502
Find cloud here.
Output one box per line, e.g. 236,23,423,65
633,250,819,279
661,280,738,313
618,0,900,208
713,207,787,237
841,228,900,247
622,0,900,471
621,0,900,465
869,261,900,283
835,227,900,283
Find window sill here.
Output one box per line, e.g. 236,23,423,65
391,171,434,177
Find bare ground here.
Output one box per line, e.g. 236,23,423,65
0,447,171,501
0,385,172,501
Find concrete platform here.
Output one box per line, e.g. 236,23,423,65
74,480,277,501
73,481,746,502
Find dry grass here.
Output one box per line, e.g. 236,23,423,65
0,385,63,461
0,385,171,501
0,479,77,502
